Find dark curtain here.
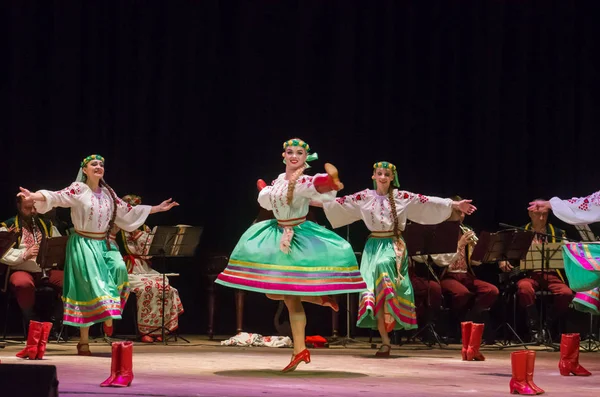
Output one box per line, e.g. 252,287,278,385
2,1,599,334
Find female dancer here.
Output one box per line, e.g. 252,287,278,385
216,139,367,372
315,161,476,356
17,154,178,355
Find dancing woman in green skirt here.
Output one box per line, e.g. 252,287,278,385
315,161,476,356
216,138,367,372
17,154,179,355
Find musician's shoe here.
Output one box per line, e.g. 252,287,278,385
466,323,486,361
141,335,154,343
16,320,43,360
100,342,121,387
559,333,591,376
509,350,537,395
35,322,54,359
460,321,472,360
375,344,391,357
282,348,311,372
112,341,134,387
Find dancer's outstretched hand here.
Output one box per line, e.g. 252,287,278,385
527,200,551,213
152,198,179,213
452,199,477,215
17,187,33,203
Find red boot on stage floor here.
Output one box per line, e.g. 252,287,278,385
526,351,545,394
466,323,485,361
36,322,54,359
112,341,134,387
559,333,592,376
100,342,121,387
16,320,43,360
461,321,472,360
509,351,537,395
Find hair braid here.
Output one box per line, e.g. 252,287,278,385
388,187,400,239
100,179,118,250
286,164,307,205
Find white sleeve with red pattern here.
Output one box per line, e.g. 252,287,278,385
36,182,86,214
550,191,600,225
257,185,274,211
294,174,336,201
322,190,366,229
398,190,453,225
114,197,152,232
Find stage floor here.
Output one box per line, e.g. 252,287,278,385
1,335,600,396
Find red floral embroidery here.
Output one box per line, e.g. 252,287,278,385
336,196,347,205
418,194,429,203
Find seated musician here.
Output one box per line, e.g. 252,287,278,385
431,196,498,342
0,196,63,336
500,200,574,342
111,194,184,343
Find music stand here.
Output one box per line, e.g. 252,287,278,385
328,226,366,347
496,225,564,351
404,221,460,348
39,236,69,343
470,229,534,349
145,225,202,345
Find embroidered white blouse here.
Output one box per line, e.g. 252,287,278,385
258,173,336,220
35,182,151,233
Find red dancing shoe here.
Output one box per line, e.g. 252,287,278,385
375,344,391,357
321,296,339,312
103,322,114,337
77,342,92,356
141,335,154,343
282,348,311,373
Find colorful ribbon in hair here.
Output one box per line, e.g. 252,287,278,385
80,154,105,168
373,161,400,188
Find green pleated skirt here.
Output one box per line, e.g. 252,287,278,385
215,219,367,295
356,236,417,330
562,242,600,292
62,234,130,327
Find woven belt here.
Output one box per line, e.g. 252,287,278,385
75,229,107,240
370,230,397,238
277,217,306,227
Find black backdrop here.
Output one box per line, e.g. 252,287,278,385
1,1,600,336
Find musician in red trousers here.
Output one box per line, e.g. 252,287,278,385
500,202,573,342
0,196,64,358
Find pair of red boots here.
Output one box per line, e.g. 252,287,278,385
16,320,54,360
100,341,134,387
509,333,591,395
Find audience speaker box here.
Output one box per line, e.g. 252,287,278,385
0,363,59,397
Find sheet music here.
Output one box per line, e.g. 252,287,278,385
520,242,565,270
575,225,598,242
